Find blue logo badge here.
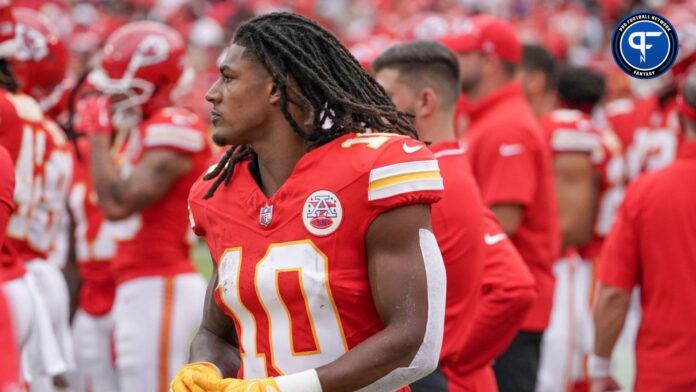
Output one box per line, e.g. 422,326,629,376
611,12,678,79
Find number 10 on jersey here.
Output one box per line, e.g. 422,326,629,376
217,241,348,378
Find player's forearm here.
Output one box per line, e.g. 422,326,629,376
315,322,435,392
593,284,631,357
189,325,241,378
457,285,536,373
89,136,136,220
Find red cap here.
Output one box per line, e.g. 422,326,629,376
440,15,522,64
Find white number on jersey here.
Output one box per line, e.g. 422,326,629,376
218,241,348,378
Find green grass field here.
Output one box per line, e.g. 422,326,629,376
192,241,213,280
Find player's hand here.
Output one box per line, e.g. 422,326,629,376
170,362,223,392
589,376,622,392
191,372,280,392
74,95,113,137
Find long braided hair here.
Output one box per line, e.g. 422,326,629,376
203,12,417,199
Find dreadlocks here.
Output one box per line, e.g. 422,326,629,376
203,12,417,199
0,59,19,93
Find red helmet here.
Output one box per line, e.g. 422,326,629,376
88,21,191,129
0,1,16,59
10,7,68,110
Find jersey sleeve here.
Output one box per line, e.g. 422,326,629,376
549,127,602,155
142,108,207,156
0,94,25,162
597,181,641,290
187,176,210,237
366,137,443,212
0,145,15,248
475,129,538,207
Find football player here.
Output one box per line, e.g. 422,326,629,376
68,133,119,392
0,144,21,391
174,12,447,392
75,21,213,391
374,40,537,392
0,4,75,389
536,66,625,392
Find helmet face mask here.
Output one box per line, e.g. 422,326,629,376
88,21,188,130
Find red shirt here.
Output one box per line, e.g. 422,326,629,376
189,133,443,381
444,210,536,392
541,109,626,259
429,141,485,386
111,107,212,283
69,139,116,315
598,140,696,391
465,82,560,331
0,91,72,281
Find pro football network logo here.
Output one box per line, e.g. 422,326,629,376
611,12,678,79
302,190,343,236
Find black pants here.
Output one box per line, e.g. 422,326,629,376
493,331,543,392
410,366,449,392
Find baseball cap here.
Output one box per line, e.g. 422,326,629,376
440,15,522,64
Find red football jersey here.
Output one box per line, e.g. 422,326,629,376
189,133,443,380
69,139,117,315
541,109,626,259
0,91,72,281
111,107,212,283
429,141,485,381
603,95,680,181
0,145,15,282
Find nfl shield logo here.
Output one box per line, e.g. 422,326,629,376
259,204,273,228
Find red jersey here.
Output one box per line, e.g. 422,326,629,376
0,91,72,281
189,133,443,380
111,107,212,283
429,141,485,385
541,109,626,259
465,82,560,332
598,141,696,391
603,95,680,181
68,139,117,315
0,145,15,282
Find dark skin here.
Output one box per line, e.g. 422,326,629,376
196,44,434,391
90,139,193,221
553,153,597,250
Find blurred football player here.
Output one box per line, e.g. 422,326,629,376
374,39,537,392
67,134,119,392
441,15,560,392
0,144,22,391
591,68,696,392
0,5,75,390
536,67,625,392
518,44,558,119
75,21,212,392
175,12,447,392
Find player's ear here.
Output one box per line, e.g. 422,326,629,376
416,88,437,117
268,83,280,104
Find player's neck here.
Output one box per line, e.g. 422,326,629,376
416,110,457,144
251,126,307,198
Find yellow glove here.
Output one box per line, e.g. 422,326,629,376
170,362,223,392
192,372,281,392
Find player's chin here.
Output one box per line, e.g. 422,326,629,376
211,131,232,146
